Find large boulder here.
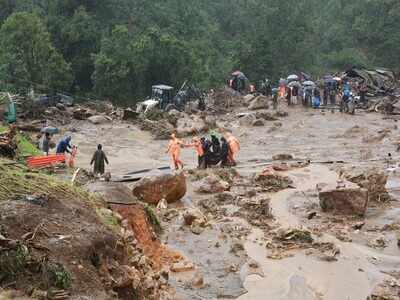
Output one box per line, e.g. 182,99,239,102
88,115,111,125
248,95,270,110
341,167,390,202
318,181,369,216
195,174,230,193
176,115,207,136
132,173,187,205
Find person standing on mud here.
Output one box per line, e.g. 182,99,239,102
42,132,51,156
286,86,292,106
226,132,240,166
359,81,368,106
90,144,109,176
166,133,184,170
220,137,230,167
186,137,205,169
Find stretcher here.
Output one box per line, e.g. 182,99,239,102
27,154,66,168
27,146,77,169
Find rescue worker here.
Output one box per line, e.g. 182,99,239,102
186,137,205,169
211,133,221,154
56,136,72,154
220,137,230,167
225,132,240,166
90,144,109,176
201,136,212,168
166,133,184,170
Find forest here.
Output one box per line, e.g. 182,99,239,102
0,0,399,102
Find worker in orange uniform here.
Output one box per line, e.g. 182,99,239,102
166,133,184,170
225,132,240,166
186,137,205,169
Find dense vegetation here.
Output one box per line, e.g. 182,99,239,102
0,0,399,102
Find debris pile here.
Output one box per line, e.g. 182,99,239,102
0,126,17,158
340,166,390,202
206,87,242,111
254,167,293,192
0,161,172,299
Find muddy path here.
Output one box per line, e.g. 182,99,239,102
68,106,400,299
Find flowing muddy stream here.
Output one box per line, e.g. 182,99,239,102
239,165,400,300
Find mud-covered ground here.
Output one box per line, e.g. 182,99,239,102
69,105,400,300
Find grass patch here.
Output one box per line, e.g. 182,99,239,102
15,134,41,157
0,125,8,134
0,159,97,204
144,204,162,234
96,207,119,231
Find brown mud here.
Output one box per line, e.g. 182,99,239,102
68,105,400,299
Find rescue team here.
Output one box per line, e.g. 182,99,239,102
166,131,240,170
45,130,240,175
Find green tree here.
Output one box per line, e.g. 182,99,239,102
0,12,72,93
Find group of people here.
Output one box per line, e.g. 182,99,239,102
275,76,368,109
166,131,240,170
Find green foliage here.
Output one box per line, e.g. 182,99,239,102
15,134,41,157
144,204,162,234
0,12,72,93
44,263,72,289
0,1,399,101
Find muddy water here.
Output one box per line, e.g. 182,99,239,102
239,165,399,300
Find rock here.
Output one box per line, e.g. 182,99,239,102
274,110,289,118
255,110,278,121
230,240,245,255
195,174,230,193
215,191,236,203
341,167,390,202
191,221,205,235
190,270,205,288
307,212,317,220
272,153,294,160
132,173,187,205
254,168,293,192
122,108,139,121
318,181,369,216
243,94,256,104
55,103,66,111
88,115,111,125
239,113,257,127
73,107,93,120
249,95,270,110
352,221,365,230
276,228,313,243
183,208,205,226
170,261,194,273
176,115,207,136
252,119,265,127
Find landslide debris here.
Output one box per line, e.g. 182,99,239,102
0,160,172,300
